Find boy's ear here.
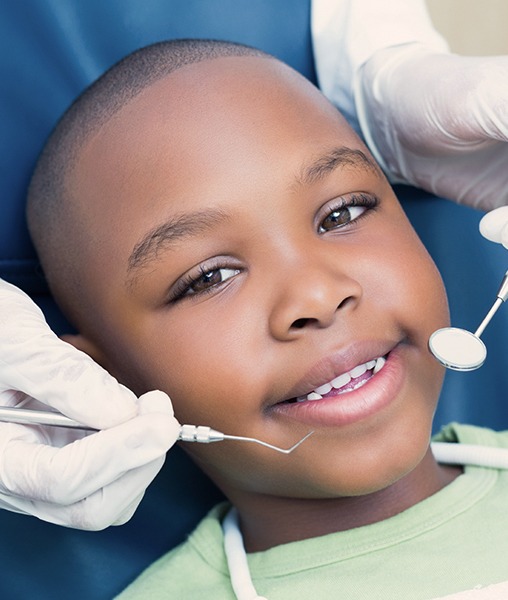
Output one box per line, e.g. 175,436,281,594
61,333,111,371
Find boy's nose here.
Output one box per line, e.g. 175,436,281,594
268,257,362,341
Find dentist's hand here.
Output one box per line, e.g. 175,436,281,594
357,44,508,211
0,279,180,529
480,206,508,248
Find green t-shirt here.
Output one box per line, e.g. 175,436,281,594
117,424,508,599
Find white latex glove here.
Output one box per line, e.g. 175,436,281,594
356,43,508,211
0,279,180,530
480,206,508,248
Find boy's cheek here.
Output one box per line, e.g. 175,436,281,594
372,215,449,329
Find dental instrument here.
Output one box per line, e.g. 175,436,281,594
0,406,312,454
429,269,508,371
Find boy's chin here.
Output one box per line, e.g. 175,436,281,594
211,439,433,505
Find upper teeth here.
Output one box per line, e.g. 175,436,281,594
297,356,386,402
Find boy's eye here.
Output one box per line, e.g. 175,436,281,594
318,193,378,233
171,266,241,302
189,268,239,294
319,206,366,232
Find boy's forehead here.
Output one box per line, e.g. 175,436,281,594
86,56,353,145
73,55,359,198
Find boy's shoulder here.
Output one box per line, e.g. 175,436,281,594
115,502,233,600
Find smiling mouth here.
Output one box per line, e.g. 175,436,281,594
283,356,387,404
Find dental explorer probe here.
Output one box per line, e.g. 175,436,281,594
429,268,508,371
0,406,313,454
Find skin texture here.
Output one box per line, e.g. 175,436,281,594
63,56,459,551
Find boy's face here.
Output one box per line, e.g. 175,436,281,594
70,56,449,502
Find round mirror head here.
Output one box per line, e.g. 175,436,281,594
429,327,486,371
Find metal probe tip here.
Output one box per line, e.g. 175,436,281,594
178,424,314,454
229,430,315,454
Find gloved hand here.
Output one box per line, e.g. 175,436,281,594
0,279,180,530
356,43,508,211
480,206,508,248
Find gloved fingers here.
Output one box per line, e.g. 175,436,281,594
0,279,138,428
0,456,165,530
360,46,508,152
479,206,508,248
0,388,29,409
0,391,179,506
461,56,508,145
355,45,508,210
405,144,508,211
85,457,166,530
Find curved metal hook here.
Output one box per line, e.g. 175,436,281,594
178,424,314,454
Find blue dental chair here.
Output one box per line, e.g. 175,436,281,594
1,2,507,598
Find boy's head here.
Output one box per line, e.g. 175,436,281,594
27,40,450,514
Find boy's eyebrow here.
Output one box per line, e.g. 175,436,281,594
298,146,382,185
127,208,229,279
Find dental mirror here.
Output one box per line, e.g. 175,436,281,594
429,269,508,371
429,327,486,371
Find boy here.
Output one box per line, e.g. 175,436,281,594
26,40,508,598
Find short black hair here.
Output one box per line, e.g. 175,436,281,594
26,39,270,324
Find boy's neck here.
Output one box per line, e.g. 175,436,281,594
230,449,462,553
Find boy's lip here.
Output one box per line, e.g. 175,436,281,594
270,340,405,428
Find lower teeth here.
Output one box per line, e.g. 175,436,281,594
339,377,369,394
292,355,387,403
